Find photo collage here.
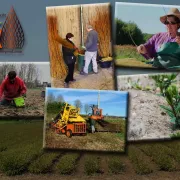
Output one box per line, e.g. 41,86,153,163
0,1,180,179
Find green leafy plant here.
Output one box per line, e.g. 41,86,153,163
108,156,125,174
128,78,142,90
84,154,101,175
160,85,180,129
150,73,180,129
139,144,177,171
128,145,153,175
150,73,178,97
56,153,80,175
28,152,60,174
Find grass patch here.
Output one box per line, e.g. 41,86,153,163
84,154,101,175
28,152,60,174
116,133,125,141
114,45,148,62
56,153,80,175
108,155,125,174
128,145,153,175
170,132,180,139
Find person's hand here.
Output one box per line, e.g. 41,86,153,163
137,44,147,54
81,46,86,50
22,94,26,98
175,36,180,45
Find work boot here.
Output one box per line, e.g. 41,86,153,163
70,79,76,82
64,82,69,88
80,71,88,76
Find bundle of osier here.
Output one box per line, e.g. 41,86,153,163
54,34,79,57
47,15,67,79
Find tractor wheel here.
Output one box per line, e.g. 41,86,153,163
55,128,61,134
66,129,72,138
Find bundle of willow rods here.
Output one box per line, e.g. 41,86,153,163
47,15,67,79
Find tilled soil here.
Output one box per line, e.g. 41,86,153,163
127,89,172,141
0,89,44,118
52,67,114,90
117,73,180,141
117,74,180,141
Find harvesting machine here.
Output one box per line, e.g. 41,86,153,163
88,91,104,121
50,103,87,138
89,105,104,121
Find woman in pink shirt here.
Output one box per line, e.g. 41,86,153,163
137,8,180,59
0,71,27,106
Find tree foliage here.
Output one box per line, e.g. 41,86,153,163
74,100,82,112
116,18,153,46
84,104,91,115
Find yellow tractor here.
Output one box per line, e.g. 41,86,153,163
50,103,87,138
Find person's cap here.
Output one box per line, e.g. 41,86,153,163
160,8,180,24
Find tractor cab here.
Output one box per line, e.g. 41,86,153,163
89,105,104,121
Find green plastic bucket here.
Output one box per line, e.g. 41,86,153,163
13,97,25,107
78,54,93,73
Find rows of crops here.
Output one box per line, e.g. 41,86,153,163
1,121,180,177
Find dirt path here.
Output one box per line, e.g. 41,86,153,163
1,171,180,180
52,67,114,90
0,89,44,118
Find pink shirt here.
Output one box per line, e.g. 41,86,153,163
143,32,176,59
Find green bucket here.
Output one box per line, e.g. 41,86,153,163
78,54,93,73
13,97,25,107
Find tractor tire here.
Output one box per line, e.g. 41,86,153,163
66,129,72,138
55,128,61,134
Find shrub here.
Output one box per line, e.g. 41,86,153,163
108,156,125,174
128,145,153,175
84,154,101,175
56,153,80,175
139,144,177,171
0,143,43,176
28,152,60,174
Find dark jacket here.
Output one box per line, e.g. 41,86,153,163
62,39,76,65
85,29,98,52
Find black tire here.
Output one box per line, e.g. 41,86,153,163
66,129,72,138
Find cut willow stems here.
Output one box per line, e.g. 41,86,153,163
47,15,67,79
80,5,84,47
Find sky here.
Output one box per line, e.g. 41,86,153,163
115,2,180,34
0,62,51,83
46,88,129,117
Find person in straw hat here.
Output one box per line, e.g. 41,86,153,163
137,8,180,59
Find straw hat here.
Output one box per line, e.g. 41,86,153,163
160,8,180,24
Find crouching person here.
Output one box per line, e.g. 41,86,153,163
0,71,27,106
